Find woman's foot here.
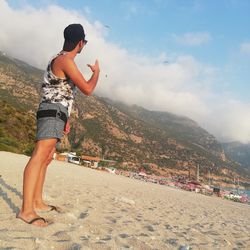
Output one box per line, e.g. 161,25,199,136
17,211,49,227
34,201,51,211
34,201,60,212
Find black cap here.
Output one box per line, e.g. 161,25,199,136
63,24,87,51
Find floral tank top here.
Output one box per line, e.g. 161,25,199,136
40,52,77,116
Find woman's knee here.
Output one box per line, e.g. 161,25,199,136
33,139,57,164
45,148,56,166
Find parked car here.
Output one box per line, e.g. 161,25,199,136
68,155,81,165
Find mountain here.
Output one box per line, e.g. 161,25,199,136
0,51,42,110
0,51,249,188
222,142,250,169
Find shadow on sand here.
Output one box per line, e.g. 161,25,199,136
0,177,21,215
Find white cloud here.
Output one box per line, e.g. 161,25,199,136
0,0,250,143
172,32,212,46
203,100,250,144
240,42,250,56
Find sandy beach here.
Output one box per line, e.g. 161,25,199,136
0,151,249,250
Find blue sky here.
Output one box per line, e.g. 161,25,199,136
2,0,250,142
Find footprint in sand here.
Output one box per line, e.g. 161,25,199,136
165,224,173,230
100,235,112,241
145,225,155,232
105,216,117,224
139,233,149,237
164,238,178,246
68,243,82,249
235,241,246,248
52,231,71,242
80,235,90,241
119,233,130,239
78,212,89,219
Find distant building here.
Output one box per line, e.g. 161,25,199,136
81,155,101,168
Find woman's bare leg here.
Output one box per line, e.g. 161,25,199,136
17,138,57,226
33,147,56,210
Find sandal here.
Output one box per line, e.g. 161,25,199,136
36,205,61,213
17,216,49,226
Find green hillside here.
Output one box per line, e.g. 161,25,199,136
0,100,36,155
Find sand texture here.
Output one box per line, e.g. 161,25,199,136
0,151,249,250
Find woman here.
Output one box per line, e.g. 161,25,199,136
17,24,100,226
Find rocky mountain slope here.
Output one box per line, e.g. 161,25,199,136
0,51,249,187
222,142,250,169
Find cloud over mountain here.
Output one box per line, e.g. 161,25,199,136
0,0,250,143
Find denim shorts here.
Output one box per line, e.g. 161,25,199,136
36,102,68,142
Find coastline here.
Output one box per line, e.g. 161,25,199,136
0,151,249,249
